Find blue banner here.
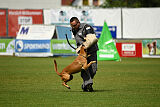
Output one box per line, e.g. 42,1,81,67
56,26,72,39
15,40,51,53
93,26,117,39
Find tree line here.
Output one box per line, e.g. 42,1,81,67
100,0,160,8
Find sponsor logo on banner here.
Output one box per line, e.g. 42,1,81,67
50,9,93,25
116,43,142,57
20,27,29,35
51,39,76,56
6,40,15,53
15,40,50,53
18,16,32,25
9,11,42,15
52,43,76,52
122,44,136,56
0,43,5,50
99,54,114,58
0,12,5,15
16,40,23,52
0,39,15,55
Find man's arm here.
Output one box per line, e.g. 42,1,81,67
76,25,98,53
83,24,95,36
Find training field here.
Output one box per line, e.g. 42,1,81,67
0,56,160,106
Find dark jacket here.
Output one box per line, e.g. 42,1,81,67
72,23,99,54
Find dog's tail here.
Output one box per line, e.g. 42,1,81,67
53,59,61,76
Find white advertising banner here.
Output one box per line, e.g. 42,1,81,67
47,8,94,25
17,25,55,40
15,25,55,57
43,8,121,38
123,8,160,38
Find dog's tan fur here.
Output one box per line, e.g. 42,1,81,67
54,46,96,89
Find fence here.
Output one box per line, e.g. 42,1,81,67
0,8,160,58
1,8,160,39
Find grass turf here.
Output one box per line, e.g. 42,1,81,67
0,56,160,106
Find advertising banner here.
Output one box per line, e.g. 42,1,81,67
142,40,160,58
17,25,55,40
116,43,142,57
15,40,52,57
43,8,121,38
51,39,76,56
15,25,55,57
0,39,15,55
8,9,43,37
93,26,117,39
0,9,7,37
48,9,94,25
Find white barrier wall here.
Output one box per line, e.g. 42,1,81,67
0,0,61,9
123,8,160,39
38,8,160,39
91,9,121,38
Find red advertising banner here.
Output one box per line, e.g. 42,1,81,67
8,9,43,37
0,9,7,37
116,43,142,57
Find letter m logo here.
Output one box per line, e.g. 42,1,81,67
20,27,29,35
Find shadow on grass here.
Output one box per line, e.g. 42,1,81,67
94,89,113,92
63,89,113,93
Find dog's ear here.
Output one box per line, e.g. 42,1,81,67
153,41,156,47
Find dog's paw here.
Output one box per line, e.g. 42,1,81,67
62,83,71,89
67,87,71,89
65,86,71,89
87,54,91,57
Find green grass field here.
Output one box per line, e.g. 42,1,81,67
0,56,160,106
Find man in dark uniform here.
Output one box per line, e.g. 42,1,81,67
70,17,98,92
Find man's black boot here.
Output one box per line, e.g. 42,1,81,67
87,83,94,92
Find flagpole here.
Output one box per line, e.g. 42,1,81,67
121,7,123,39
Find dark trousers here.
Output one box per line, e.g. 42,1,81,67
81,51,97,88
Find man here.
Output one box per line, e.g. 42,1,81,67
70,17,98,92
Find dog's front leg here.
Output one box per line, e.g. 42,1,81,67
82,61,96,70
87,54,91,57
